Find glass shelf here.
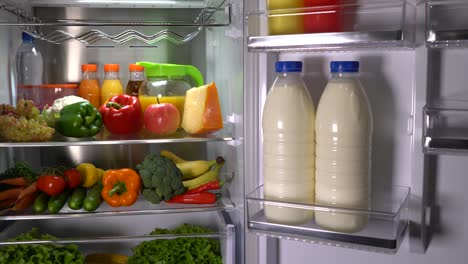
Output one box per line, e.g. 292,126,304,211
423,102,468,155
0,128,238,147
0,196,234,220
427,0,468,48
247,0,415,52
247,185,410,253
0,211,236,264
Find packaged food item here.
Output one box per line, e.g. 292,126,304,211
78,64,101,108
304,0,342,33
126,64,145,97
101,64,123,105
315,61,373,233
262,61,315,225
267,0,304,35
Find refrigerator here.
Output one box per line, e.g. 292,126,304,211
0,0,468,263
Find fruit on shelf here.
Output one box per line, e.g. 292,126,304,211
0,99,54,142
76,163,99,188
63,168,81,189
181,82,223,135
36,169,66,196
160,150,187,164
101,168,141,207
144,101,180,136
55,101,102,138
176,159,217,180
183,157,225,190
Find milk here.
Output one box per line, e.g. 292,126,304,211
315,61,373,233
262,61,315,225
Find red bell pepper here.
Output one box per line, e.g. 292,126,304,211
166,192,217,204
100,95,143,134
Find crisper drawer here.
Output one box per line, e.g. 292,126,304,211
0,211,235,264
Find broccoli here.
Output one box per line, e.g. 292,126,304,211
136,154,186,204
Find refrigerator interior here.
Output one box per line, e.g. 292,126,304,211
0,0,245,263
244,0,468,263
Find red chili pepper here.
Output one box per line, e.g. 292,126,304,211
99,94,143,134
186,180,223,194
167,192,217,204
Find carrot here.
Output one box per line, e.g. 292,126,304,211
0,187,24,201
17,182,37,201
0,177,28,186
13,191,38,211
0,199,16,209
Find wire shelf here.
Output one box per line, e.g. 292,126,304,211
0,0,231,45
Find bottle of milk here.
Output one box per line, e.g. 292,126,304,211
315,61,373,233
262,61,315,225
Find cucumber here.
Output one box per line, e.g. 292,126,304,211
68,187,87,210
48,191,69,214
83,183,103,212
33,192,48,214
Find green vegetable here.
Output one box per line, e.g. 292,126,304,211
83,183,103,212
0,228,84,264
68,187,87,210
48,191,69,214
127,224,222,264
55,101,102,138
33,192,49,213
0,161,37,182
136,154,186,204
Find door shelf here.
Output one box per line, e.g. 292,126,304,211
0,196,234,221
427,1,468,48
247,0,415,52
423,103,468,155
246,185,410,253
0,128,238,147
0,211,236,264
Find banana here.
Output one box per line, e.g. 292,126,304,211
177,160,216,180
183,160,224,190
160,150,187,164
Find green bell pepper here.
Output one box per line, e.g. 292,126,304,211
55,102,103,138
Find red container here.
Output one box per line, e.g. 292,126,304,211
20,84,78,109
304,0,342,33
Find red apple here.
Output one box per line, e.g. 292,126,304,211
144,103,180,136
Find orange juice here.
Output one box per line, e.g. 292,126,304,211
139,95,186,120
79,64,101,108
101,64,123,105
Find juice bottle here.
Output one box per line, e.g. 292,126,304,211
262,61,315,225
315,61,373,233
304,0,342,33
126,64,145,97
78,64,101,108
268,0,304,35
101,64,123,105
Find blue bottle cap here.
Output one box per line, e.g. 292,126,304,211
22,32,34,42
330,61,359,73
276,61,302,73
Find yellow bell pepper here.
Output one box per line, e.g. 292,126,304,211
76,163,99,187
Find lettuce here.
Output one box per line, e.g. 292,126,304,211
127,224,222,264
0,228,84,264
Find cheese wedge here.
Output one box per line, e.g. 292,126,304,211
182,82,223,135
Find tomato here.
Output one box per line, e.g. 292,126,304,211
37,175,66,196
64,168,81,189
304,0,342,33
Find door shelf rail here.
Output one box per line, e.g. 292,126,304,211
423,103,468,155
246,185,410,253
246,0,416,52
0,211,236,264
427,0,468,48
0,0,231,45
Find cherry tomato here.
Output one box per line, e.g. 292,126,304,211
37,175,66,196
64,168,81,189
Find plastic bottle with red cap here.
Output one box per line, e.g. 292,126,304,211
101,64,123,105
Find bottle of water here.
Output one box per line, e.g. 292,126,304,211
16,32,43,102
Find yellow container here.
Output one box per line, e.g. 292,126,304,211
268,0,304,35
